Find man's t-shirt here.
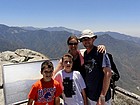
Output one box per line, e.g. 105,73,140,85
84,46,111,101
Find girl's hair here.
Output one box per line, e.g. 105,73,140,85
41,60,54,72
62,53,73,62
67,35,78,45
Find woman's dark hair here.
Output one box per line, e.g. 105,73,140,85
67,35,79,45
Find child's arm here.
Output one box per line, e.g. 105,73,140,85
27,99,34,105
54,97,60,105
53,59,63,77
81,89,88,105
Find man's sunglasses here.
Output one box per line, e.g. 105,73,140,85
68,43,78,45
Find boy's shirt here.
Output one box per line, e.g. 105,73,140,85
28,78,62,105
54,70,86,105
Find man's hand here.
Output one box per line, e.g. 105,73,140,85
97,45,106,53
96,95,105,105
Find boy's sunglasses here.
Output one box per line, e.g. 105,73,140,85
68,43,78,45
64,61,73,64
44,70,53,74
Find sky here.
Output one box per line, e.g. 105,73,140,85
0,0,140,37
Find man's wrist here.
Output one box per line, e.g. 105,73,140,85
100,95,105,100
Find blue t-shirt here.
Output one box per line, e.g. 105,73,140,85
84,46,111,101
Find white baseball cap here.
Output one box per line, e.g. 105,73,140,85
79,29,97,42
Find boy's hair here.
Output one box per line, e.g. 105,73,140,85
41,60,54,72
62,53,73,62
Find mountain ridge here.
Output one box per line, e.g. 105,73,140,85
0,24,140,96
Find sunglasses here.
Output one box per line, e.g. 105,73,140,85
64,61,73,64
68,43,78,45
43,70,53,74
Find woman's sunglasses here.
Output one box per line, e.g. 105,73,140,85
68,43,78,45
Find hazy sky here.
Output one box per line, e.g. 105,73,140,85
0,0,140,37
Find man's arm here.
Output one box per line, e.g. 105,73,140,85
97,67,112,105
101,67,112,96
97,53,112,105
97,45,106,53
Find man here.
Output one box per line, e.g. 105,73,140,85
79,29,112,105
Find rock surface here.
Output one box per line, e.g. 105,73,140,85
0,49,49,105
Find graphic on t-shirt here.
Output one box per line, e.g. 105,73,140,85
38,88,56,102
63,77,75,97
85,59,96,73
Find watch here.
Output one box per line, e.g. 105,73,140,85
100,95,105,100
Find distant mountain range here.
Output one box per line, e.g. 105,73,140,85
0,24,140,95
21,26,81,35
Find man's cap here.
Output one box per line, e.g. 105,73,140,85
79,29,97,42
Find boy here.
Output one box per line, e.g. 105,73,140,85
27,60,62,105
54,53,87,105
